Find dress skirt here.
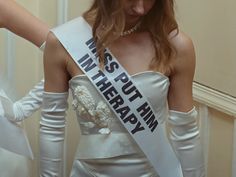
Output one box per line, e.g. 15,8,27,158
70,153,159,177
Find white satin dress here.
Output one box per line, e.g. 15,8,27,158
0,97,30,177
68,71,170,177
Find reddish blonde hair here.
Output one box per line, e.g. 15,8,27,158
83,0,178,72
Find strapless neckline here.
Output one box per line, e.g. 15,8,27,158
69,70,169,83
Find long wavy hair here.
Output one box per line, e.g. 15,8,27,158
83,0,178,73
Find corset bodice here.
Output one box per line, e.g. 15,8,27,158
69,71,170,159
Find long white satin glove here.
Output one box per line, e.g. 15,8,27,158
40,92,68,177
0,79,44,122
168,107,205,177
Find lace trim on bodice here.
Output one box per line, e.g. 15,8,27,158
72,85,113,134
70,72,170,135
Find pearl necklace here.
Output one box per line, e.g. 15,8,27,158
120,22,141,37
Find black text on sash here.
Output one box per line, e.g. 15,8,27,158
76,38,159,134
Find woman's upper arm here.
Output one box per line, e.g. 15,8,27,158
43,32,70,93
0,0,49,47
168,32,196,112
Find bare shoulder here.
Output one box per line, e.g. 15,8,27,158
169,30,195,57
169,30,196,74
44,31,69,66
45,31,64,54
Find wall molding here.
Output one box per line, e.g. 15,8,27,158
57,0,68,25
232,120,236,177
57,1,68,176
193,82,236,117
5,31,16,84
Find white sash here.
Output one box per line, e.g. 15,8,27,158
52,17,183,177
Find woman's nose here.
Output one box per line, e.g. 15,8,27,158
132,0,145,15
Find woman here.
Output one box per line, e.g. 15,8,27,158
0,1,49,177
41,0,205,177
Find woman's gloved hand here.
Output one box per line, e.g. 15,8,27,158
0,79,44,122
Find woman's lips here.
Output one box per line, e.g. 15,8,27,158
127,14,141,22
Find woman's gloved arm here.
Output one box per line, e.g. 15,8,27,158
0,79,44,122
168,107,205,177
40,91,68,177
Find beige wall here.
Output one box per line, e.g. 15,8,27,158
0,31,5,75
207,108,234,177
176,0,236,97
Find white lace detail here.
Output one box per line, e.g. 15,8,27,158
72,85,112,134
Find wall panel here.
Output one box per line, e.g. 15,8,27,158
176,0,236,97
